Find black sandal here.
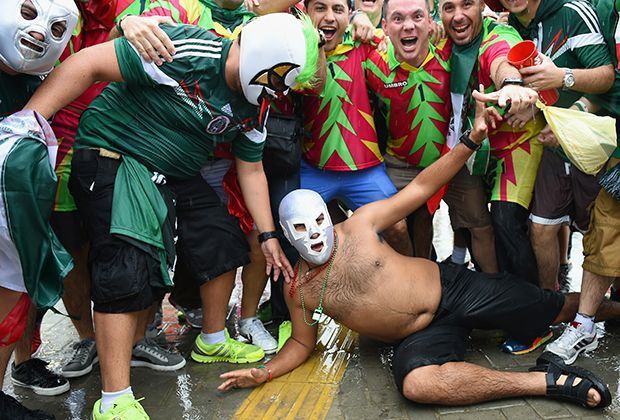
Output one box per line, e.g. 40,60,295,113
529,352,612,409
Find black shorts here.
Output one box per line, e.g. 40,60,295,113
70,149,250,313
392,263,564,394
530,149,601,231
167,175,249,284
50,210,88,253
69,149,166,313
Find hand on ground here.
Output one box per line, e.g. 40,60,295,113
218,367,268,391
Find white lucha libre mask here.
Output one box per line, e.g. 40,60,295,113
0,0,79,75
279,189,335,266
239,13,308,106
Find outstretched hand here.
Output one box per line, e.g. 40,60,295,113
473,84,538,115
261,238,294,283
218,367,268,391
471,84,504,142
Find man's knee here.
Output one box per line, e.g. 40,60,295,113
387,219,408,238
381,219,409,245
402,364,441,403
530,222,560,246
383,219,412,255
469,224,494,242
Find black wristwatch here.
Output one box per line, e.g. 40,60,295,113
500,77,524,88
258,231,279,243
460,130,482,152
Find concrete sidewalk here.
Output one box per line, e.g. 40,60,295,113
4,204,619,419
4,294,620,419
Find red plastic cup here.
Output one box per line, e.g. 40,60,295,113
539,88,559,106
508,41,559,105
507,40,539,69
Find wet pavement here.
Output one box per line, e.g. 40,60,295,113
4,204,620,419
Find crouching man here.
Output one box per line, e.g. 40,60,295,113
219,88,619,409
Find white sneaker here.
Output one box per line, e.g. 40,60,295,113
545,322,598,365
239,318,278,355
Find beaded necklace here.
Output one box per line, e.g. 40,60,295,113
298,231,339,326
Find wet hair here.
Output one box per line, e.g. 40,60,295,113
383,0,431,18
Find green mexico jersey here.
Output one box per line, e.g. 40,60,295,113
511,0,611,108
588,0,620,118
76,24,265,179
0,71,41,118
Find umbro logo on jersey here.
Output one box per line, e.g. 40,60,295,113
206,115,231,135
221,104,233,116
384,80,407,89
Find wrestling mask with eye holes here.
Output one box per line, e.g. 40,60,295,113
0,0,79,75
279,189,335,266
238,13,320,106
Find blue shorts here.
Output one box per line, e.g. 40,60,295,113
300,160,397,210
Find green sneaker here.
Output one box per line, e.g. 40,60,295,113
91,395,149,420
191,330,265,364
277,321,292,352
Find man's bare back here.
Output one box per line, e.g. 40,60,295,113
286,218,442,343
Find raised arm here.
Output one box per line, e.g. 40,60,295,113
353,86,502,233
25,41,122,119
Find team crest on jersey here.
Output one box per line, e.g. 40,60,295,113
206,116,231,134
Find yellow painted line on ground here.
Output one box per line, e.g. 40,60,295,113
235,317,358,419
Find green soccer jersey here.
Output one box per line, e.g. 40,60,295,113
589,0,620,159
75,24,265,179
0,71,41,118
509,0,612,108
587,0,620,119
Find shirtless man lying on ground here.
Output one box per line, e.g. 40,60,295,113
218,89,618,409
